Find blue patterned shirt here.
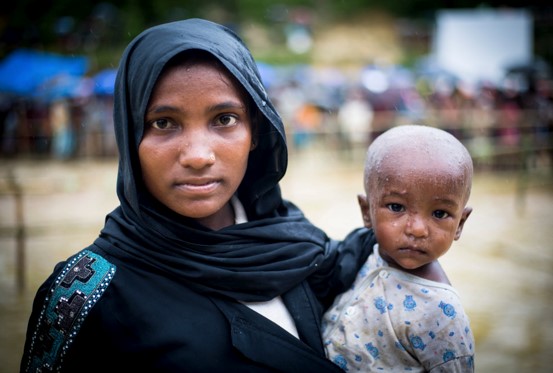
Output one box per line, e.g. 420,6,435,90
322,244,475,372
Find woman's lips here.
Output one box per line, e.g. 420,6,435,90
175,179,220,194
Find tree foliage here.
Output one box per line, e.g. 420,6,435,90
0,1,549,69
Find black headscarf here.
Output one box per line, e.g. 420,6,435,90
92,18,348,302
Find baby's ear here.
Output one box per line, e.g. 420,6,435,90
454,206,473,240
357,194,372,228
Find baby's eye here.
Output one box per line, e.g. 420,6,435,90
215,114,238,127
386,203,404,213
433,210,449,219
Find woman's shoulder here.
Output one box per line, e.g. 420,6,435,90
47,249,117,302
22,249,117,373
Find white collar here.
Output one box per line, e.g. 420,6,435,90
230,195,248,224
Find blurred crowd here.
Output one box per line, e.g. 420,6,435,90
1,62,552,172
270,63,553,171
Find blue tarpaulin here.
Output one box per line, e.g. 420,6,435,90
93,68,117,95
35,74,93,102
0,48,89,97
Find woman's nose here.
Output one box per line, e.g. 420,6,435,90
177,133,216,169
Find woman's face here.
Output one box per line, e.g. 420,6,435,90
139,59,253,230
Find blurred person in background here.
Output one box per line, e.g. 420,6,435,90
337,86,374,161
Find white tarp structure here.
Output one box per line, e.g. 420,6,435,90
432,8,533,85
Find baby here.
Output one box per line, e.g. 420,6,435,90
323,124,475,372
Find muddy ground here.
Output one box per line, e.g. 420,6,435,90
1,150,552,372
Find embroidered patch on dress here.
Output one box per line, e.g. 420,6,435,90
23,250,116,372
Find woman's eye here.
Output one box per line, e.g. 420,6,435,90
433,210,449,219
151,118,172,130
216,114,238,127
386,203,404,213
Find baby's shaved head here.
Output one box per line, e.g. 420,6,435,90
364,125,474,203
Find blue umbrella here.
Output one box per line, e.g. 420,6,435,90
0,48,88,97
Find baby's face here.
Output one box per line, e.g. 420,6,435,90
359,155,471,270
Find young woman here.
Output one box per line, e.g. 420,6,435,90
21,18,374,372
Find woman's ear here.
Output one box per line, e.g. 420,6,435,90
357,194,372,228
454,206,473,240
